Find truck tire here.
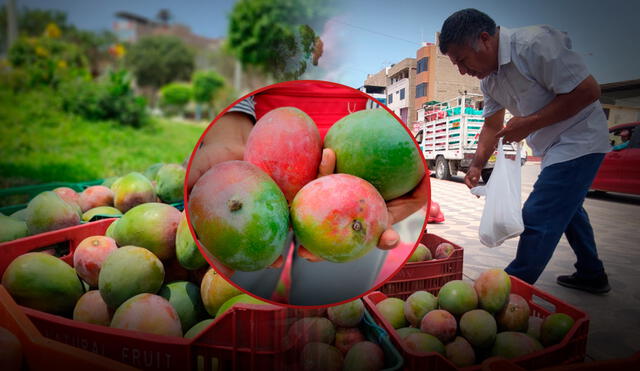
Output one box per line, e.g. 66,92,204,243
435,156,451,180
481,168,493,183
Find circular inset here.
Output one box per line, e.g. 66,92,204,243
185,80,429,307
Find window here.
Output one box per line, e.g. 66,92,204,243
416,83,427,98
400,88,405,100
417,57,429,73
388,94,393,104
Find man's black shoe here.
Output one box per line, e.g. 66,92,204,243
557,273,611,294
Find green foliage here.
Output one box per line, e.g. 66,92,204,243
192,70,225,104
59,70,148,127
226,0,336,80
0,5,73,53
66,29,120,76
160,82,193,116
0,66,31,92
7,36,89,88
0,86,203,187
1,4,119,80
125,35,195,89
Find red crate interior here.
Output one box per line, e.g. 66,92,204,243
365,275,589,371
380,233,464,300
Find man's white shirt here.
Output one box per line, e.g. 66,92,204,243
481,25,610,168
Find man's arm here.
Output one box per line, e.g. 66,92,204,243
465,108,505,188
186,112,254,191
496,75,601,143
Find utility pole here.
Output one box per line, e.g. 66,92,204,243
234,59,242,92
6,0,18,53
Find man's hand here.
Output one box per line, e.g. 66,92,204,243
380,173,430,249
465,165,482,189
187,112,255,277
186,112,253,191
495,116,535,143
317,148,336,177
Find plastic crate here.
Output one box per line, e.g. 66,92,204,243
0,285,138,371
0,218,296,370
360,310,405,371
0,178,181,216
23,303,290,370
481,351,640,371
364,275,590,371
379,233,464,300
85,202,183,222
0,218,117,276
282,309,404,370
0,179,104,215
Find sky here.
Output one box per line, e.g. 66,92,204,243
9,0,640,87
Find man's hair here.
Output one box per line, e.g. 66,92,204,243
439,8,497,54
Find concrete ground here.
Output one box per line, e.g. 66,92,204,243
425,162,640,361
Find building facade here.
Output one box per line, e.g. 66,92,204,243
414,38,481,111
364,58,417,125
600,79,640,127
363,35,481,130
113,12,221,50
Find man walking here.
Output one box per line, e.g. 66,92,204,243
439,8,611,293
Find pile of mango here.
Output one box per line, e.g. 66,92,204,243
1,203,279,339
287,299,389,371
407,242,456,262
374,268,576,368
0,163,186,243
190,107,425,272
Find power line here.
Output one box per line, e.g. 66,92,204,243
326,18,421,46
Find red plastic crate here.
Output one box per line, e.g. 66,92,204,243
365,276,590,371
277,308,404,370
0,218,296,370
379,233,463,300
0,218,118,276
482,351,640,371
23,303,290,370
0,285,137,371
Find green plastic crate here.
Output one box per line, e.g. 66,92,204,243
362,310,404,371
0,179,104,215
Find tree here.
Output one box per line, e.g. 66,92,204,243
66,29,119,77
226,0,336,81
1,5,72,53
1,5,118,76
192,70,226,120
156,9,172,26
8,36,89,87
124,35,194,103
160,82,192,117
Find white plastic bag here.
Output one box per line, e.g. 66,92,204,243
470,139,524,247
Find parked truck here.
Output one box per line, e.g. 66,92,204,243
414,94,524,182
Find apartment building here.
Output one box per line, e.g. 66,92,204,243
363,35,481,129
415,38,481,111
364,58,417,124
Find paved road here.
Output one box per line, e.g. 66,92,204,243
426,163,640,361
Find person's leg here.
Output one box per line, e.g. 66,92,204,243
564,205,606,278
557,204,610,293
505,153,605,284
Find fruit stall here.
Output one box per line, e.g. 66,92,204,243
0,80,618,370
